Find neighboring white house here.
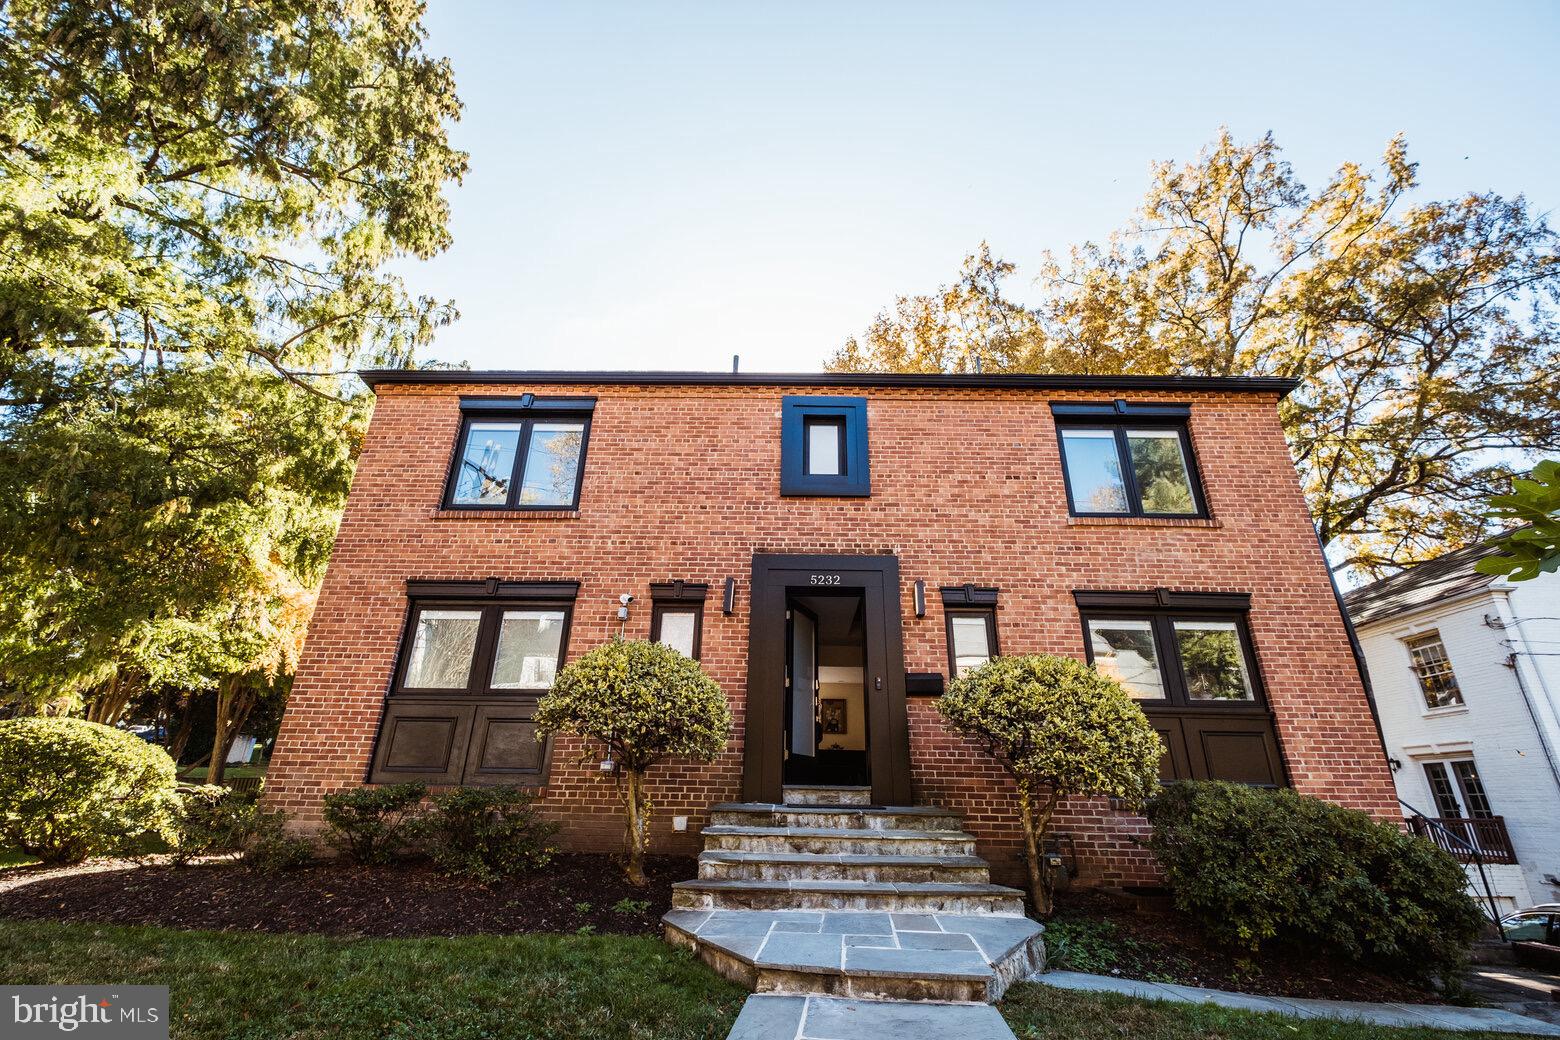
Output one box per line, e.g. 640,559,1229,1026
1345,542,1560,914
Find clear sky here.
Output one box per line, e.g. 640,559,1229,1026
399,1,1560,374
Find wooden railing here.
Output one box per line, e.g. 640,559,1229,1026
1407,814,1518,864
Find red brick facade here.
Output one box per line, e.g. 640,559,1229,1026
264,376,1398,884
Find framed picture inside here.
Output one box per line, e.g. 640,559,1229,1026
820,698,847,734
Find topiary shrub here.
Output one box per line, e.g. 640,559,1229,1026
0,717,179,864
322,782,426,865
938,653,1162,915
537,639,731,885
170,785,256,866
414,786,556,882
1146,780,1486,981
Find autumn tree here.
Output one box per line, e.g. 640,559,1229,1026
830,133,1560,574
0,2,465,719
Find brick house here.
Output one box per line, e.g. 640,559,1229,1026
264,370,1398,885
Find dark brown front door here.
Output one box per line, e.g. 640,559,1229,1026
744,554,912,805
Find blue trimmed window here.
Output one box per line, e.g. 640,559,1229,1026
780,396,870,497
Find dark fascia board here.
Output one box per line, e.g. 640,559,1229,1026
1073,588,1252,611
940,584,1000,607
649,581,709,602
361,369,1299,397
407,578,581,601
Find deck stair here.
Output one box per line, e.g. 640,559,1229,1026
663,785,1044,1009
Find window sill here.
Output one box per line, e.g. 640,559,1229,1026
1066,515,1221,529
428,508,581,520
1422,705,1469,720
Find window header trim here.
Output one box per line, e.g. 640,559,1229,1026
459,394,597,414
649,581,709,602
406,578,581,602
1073,588,1250,612
1051,400,1192,420
940,584,1000,607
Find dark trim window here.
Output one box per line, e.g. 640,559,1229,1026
445,396,595,510
1076,590,1260,706
781,396,869,496
940,585,999,678
368,579,578,787
1405,632,1464,710
650,581,707,660
1052,401,1206,518
1074,589,1283,788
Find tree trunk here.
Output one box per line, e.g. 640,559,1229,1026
622,768,648,886
168,693,195,763
206,677,241,786
1017,783,1061,917
86,672,133,726
208,684,258,786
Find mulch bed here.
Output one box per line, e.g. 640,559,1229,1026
0,853,690,938
1045,888,1445,1004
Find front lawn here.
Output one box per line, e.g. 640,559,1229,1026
1000,983,1526,1040
0,921,745,1040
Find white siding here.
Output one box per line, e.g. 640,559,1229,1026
1357,574,1560,909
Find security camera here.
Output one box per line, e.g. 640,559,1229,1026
619,593,635,606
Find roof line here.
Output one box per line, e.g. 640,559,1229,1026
358,369,1300,395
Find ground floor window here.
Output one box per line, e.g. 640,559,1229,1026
1075,589,1284,787
650,581,707,659
368,579,579,786
939,585,1000,678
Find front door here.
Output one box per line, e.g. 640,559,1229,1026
745,554,912,805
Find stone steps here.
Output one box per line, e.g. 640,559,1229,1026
665,909,1044,1003
698,848,991,884
701,825,978,858
710,802,964,832
782,784,873,806
672,878,1026,914
727,994,1017,1040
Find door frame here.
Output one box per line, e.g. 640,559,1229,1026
745,553,912,805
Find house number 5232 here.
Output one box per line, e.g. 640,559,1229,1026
809,574,842,586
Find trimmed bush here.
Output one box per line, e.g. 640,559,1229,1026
1146,780,1485,981
415,786,557,882
242,809,315,872
938,653,1162,915
537,639,731,885
0,717,179,863
322,782,426,865
170,786,256,866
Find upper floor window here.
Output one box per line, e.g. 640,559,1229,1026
940,585,999,677
1405,632,1463,710
1052,402,1206,518
446,396,595,510
650,581,707,660
781,396,869,496
1076,591,1260,705
1423,758,1492,819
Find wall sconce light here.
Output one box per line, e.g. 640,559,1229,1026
723,577,736,615
913,580,926,618
1388,757,1403,772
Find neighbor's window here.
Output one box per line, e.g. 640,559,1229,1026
1423,759,1493,819
1052,402,1205,518
1406,633,1463,710
396,601,571,695
447,400,593,510
1082,610,1258,704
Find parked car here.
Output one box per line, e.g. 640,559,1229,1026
1501,905,1560,971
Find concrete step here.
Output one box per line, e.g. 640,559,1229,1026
672,878,1026,915
783,785,873,806
665,908,1044,1005
727,994,1016,1040
698,849,991,884
701,825,977,858
710,802,964,832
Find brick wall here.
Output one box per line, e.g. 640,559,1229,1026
264,380,1399,883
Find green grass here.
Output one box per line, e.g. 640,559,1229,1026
0,847,41,869
1001,983,1526,1040
0,921,745,1040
